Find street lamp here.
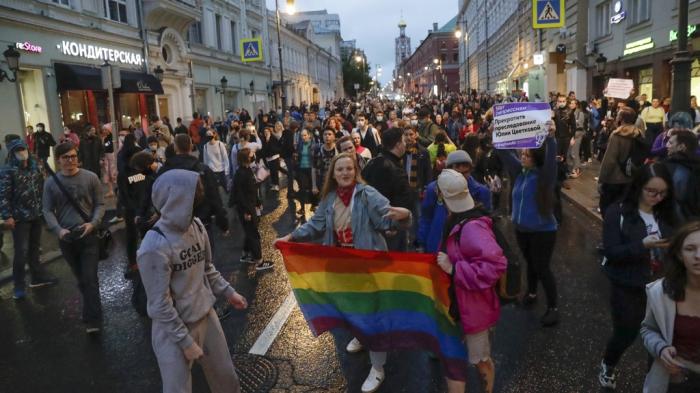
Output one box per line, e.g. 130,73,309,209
0,45,21,83
275,0,294,112
596,53,608,75
454,26,462,38
153,65,164,82
215,76,227,117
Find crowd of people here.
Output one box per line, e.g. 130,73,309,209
1,87,699,393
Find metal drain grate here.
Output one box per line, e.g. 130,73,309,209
233,354,278,393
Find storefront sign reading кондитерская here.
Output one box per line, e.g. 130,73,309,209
57,41,143,66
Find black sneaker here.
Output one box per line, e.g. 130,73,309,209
29,277,58,288
598,361,617,389
255,261,274,271
521,293,538,308
541,307,559,327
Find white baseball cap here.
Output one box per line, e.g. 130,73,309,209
437,169,475,213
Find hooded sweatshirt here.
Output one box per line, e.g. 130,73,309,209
137,169,236,350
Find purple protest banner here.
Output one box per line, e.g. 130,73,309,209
492,102,551,149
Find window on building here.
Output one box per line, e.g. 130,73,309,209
441,53,446,62
596,2,611,38
453,53,458,62
52,0,70,5
251,29,258,38
628,0,650,25
215,14,222,49
188,22,202,44
230,21,237,54
440,41,447,49
105,0,128,23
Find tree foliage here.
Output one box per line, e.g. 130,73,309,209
342,56,371,97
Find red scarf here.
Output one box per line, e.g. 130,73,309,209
336,183,356,206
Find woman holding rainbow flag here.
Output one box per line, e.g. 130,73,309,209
276,152,411,393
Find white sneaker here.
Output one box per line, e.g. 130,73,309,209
361,367,385,393
346,337,363,353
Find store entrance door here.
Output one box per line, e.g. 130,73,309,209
158,97,170,120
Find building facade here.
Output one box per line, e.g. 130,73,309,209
587,0,700,100
397,19,460,98
0,0,343,151
456,0,589,100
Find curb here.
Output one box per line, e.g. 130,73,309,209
561,189,603,224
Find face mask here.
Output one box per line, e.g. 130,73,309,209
376,116,383,121
64,130,71,135
149,144,158,151
36,126,44,132
15,151,28,161
357,120,365,127
558,103,566,109
410,120,418,126
118,136,125,145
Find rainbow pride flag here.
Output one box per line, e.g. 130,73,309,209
276,241,468,381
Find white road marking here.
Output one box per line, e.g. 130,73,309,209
248,291,297,355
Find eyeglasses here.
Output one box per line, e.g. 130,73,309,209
643,187,667,198
60,154,78,161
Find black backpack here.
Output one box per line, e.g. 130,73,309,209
619,134,650,177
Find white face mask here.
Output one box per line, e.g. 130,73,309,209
64,129,71,135
410,119,418,126
118,136,125,145
376,116,384,121
15,151,29,161
357,120,365,127
149,144,158,151
36,126,44,132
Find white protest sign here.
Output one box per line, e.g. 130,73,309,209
605,78,634,99
492,102,551,149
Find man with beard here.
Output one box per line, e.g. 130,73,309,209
662,129,700,220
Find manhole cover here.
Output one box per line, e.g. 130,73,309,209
233,354,278,393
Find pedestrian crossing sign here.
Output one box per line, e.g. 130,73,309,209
533,0,565,29
241,37,263,63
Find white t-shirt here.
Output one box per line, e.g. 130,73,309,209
638,209,660,237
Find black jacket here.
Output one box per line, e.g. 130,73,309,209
158,154,229,231
78,135,104,176
280,129,296,158
232,166,258,216
602,203,674,287
554,108,576,141
34,131,56,160
362,150,413,209
262,133,284,159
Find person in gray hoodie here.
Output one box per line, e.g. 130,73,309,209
137,169,248,393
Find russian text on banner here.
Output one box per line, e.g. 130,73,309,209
492,102,551,149
275,241,468,381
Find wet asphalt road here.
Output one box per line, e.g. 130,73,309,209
0,188,647,393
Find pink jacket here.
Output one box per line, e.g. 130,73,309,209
445,216,507,334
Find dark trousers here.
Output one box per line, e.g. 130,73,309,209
581,133,593,162
59,234,102,323
124,208,138,267
385,229,408,252
516,230,558,308
12,218,46,289
238,211,262,260
213,171,227,190
267,158,280,187
645,123,663,148
284,157,295,200
556,137,570,158
600,183,629,217
668,372,700,392
603,283,646,368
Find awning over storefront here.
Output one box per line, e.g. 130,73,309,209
54,63,163,94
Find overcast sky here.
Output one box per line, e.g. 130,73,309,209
265,0,457,86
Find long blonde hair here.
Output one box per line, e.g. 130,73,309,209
320,152,365,200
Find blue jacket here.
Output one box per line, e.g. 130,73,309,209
418,177,492,253
498,137,558,232
290,183,411,251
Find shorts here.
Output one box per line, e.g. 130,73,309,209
465,329,492,365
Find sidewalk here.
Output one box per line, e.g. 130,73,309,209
560,160,603,223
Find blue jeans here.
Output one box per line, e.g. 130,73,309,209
59,234,102,324
12,218,46,290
